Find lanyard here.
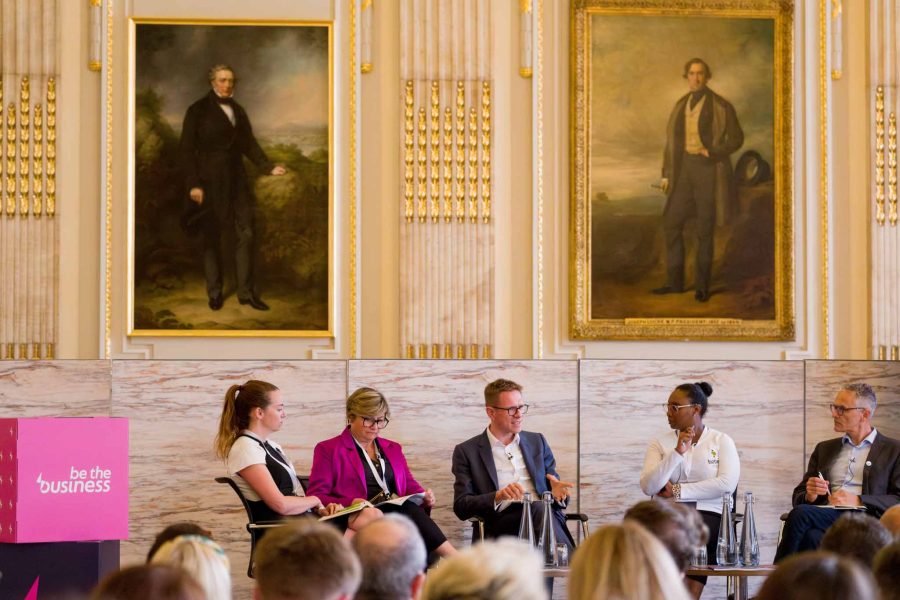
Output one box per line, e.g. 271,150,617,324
357,440,390,495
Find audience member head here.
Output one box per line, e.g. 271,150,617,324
624,499,708,572
672,382,712,417
150,534,231,600
421,538,545,600
567,521,691,600
880,504,900,537
346,387,391,424
253,520,361,600
756,551,876,600
352,513,427,600
820,512,892,568
91,564,205,600
215,379,279,459
146,522,213,562
873,542,900,600
483,379,523,406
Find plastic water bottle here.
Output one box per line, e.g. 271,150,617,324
739,491,760,566
716,492,737,566
517,492,535,545
538,491,558,566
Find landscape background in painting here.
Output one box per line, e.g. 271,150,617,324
589,15,775,320
132,23,330,333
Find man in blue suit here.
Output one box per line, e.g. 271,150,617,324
451,378,575,546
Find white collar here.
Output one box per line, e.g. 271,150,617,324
486,427,519,448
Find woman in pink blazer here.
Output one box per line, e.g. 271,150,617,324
308,387,457,559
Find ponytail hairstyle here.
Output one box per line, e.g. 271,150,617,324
214,380,279,459
674,381,713,417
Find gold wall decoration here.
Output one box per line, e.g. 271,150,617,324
430,82,440,222
442,106,452,222
889,113,898,226
32,104,42,216
876,86,886,226
467,107,477,222
19,78,30,216
6,102,17,216
47,78,56,217
455,82,465,222
481,81,491,223
404,81,414,223
417,107,427,222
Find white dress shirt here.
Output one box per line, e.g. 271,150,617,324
486,427,537,511
640,425,740,514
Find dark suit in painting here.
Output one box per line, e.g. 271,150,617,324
180,91,274,304
451,429,574,546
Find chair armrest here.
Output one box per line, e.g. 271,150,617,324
565,513,589,522
248,521,284,530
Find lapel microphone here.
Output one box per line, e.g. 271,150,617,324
506,451,514,461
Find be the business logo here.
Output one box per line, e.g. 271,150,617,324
36,466,113,494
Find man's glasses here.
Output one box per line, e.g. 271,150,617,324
663,403,695,413
829,404,865,416
489,404,529,416
360,416,390,429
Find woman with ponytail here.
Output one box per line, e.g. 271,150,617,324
214,380,379,530
639,381,740,598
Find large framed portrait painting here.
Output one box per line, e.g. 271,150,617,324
128,21,332,336
570,0,794,340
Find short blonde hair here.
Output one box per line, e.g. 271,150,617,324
568,522,691,600
150,535,232,600
421,538,546,600
346,387,391,421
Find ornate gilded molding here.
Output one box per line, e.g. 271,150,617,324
360,0,374,74
875,86,886,226
417,107,427,222
481,81,491,223
90,0,103,72
819,0,829,356
520,0,533,78
430,82,440,223
404,81,414,223
350,0,360,356
33,104,43,216
442,106,453,222
830,0,842,79
467,107,477,222
889,112,898,226
6,101,17,216
47,78,57,217
19,78,30,216
455,82,465,222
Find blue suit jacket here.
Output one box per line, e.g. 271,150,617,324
452,429,571,541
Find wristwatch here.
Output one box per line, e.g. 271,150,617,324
672,483,682,500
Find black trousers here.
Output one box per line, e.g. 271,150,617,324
201,190,256,301
663,153,717,294
379,500,448,554
774,504,845,563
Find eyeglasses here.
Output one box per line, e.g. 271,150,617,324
663,403,696,413
360,415,390,429
489,404,529,416
829,404,866,416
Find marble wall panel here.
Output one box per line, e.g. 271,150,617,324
347,360,580,552
804,361,900,460
579,360,804,595
111,360,347,600
0,361,111,416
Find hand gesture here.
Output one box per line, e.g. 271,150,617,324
804,476,830,502
675,427,694,455
494,482,525,504
546,473,573,503
317,503,343,516
830,489,862,507
189,187,204,204
423,489,436,508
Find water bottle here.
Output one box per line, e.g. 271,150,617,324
538,491,558,566
517,492,535,545
739,491,760,566
716,492,737,566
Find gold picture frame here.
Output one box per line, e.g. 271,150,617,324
570,0,794,340
126,19,334,337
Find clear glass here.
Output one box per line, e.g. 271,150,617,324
716,492,738,566
555,542,569,567
739,491,760,566
538,491,558,566
692,545,708,567
517,492,535,545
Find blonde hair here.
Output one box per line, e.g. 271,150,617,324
568,522,691,600
151,535,232,600
421,538,546,600
346,387,390,422
214,380,279,459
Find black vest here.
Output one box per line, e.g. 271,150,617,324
238,434,298,522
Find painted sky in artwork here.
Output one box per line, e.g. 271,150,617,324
590,14,775,212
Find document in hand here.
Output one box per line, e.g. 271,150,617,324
318,501,375,522
317,493,427,522
374,492,426,507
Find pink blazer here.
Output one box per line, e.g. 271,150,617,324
306,427,425,506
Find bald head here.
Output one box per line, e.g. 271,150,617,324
881,504,900,537
352,514,427,600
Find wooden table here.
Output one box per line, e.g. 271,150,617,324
685,564,776,600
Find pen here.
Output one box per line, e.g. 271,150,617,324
818,471,831,496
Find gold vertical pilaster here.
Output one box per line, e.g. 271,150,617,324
46,343,55,360
455,83,465,222
404,81,414,223
19,344,27,359
878,345,887,360
416,107,427,222
429,82,440,223
469,343,479,359
442,107,452,221
482,344,491,359
47,78,56,217
876,87,885,225
431,343,440,358
32,104,42,216
405,344,415,359
19,78,30,216
467,107,478,222
889,113,898,226
32,343,41,360
5,346,14,359
6,102,17,216
457,345,465,359
892,346,899,361
418,343,427,359
443,344,452,359
481,81,491,223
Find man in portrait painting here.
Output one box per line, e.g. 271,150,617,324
180,64,285,312
654,58,744,303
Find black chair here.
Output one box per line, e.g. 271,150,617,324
215,476,284,578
